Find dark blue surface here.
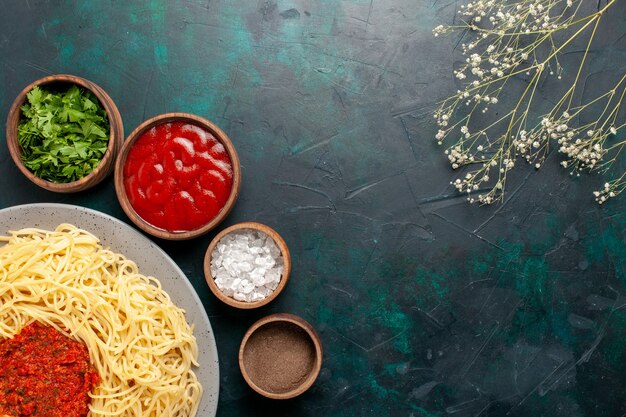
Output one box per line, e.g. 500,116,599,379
0,1,625,416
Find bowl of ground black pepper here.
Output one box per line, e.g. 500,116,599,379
239,313,323,399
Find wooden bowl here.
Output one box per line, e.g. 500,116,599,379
203,222,291,309
239,313,323,399
6,74,123,193
114,113,241,240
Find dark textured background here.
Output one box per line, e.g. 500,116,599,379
1,1,625,416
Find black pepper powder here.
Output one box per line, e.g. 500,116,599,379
242,322,316,394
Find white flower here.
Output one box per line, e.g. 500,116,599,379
610,126,617,135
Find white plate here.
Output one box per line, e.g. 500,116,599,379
0,203,219,417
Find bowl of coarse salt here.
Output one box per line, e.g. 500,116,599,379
203,222,291,309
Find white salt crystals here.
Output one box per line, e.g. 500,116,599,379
210,228,284,302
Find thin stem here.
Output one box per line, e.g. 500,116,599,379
567,14,601,109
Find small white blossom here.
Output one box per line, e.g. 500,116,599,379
433,25,445,36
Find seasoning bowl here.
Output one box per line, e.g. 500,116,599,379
114,112,241,240
6,74,123,193
203,222,291,309
239,313,323,399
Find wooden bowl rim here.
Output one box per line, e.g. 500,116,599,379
238,313,323,400
203,222,291,309
114,112,241,241
5,74,122,193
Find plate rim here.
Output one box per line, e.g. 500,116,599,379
0,202,219,417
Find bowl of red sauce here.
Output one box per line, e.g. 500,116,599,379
114,113,241,240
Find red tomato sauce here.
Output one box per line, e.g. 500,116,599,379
0,322,99,417
124,122,234,232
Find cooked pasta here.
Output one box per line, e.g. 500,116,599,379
0,224,202,417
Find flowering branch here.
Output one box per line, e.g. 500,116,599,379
433,0,625,204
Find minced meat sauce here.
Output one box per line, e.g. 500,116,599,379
0,322,99,417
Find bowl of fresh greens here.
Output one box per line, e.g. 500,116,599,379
6,74,124,193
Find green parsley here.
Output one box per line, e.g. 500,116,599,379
17,85,110,183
